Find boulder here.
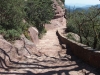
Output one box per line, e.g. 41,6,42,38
28,27,39,44
14,34,41,56
0,39,13,53
66,32,80,42
0,34,41,68
0,36,19,66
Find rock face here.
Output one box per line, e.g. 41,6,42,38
52,0,65,20
0,34,40,67
28,27,39,44
45,0,66,30
66,32,80,42
0,0,66,69
0,36,19,65
52,0,65,18
14,34,40,56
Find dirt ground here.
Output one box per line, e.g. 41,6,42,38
0,23,99,75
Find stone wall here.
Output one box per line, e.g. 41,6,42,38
57,28,100,68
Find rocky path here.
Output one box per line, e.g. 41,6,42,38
0,26,99,75
37,27,65,58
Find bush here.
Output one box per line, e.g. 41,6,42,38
67,24,77,33
25,0,54,35
66,6,100,49
0,0,25,41
39,28,47,39
0,0,55,41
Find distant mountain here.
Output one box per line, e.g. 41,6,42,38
96,4,100,8
65,4,100,11
65,5,88,8
74,8,84,11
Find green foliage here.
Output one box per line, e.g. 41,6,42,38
56,0,64,9
66,33,76,41
0,0,25,40
67,17,78,33
4,29,21,41
0,0,55,41
39,27,47,39
25,0,54,34
67,6,100,49
61,0,65,4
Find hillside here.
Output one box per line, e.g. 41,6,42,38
0,0,99,75
65,4,100,11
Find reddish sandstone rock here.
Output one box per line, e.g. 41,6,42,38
0,34,40,67
45,0,66,30
28,27,39,44
52,0,65,18
0,36,19,63
20,34,41,56
14,34,41,56
0,39,13,52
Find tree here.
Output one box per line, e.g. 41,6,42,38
86,6,100,49
0,0,55,40
25,0,55,34
0,0,25,40
67,6,100,49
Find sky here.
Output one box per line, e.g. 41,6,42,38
65,0,100,7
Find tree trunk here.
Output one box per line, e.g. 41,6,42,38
93,37,97,49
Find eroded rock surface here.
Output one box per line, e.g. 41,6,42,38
28,27,39,44
0,37,18,59
0,34,40,68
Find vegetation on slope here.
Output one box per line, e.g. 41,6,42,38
25,0,55,37
0,0,55,41
66,6,100,50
